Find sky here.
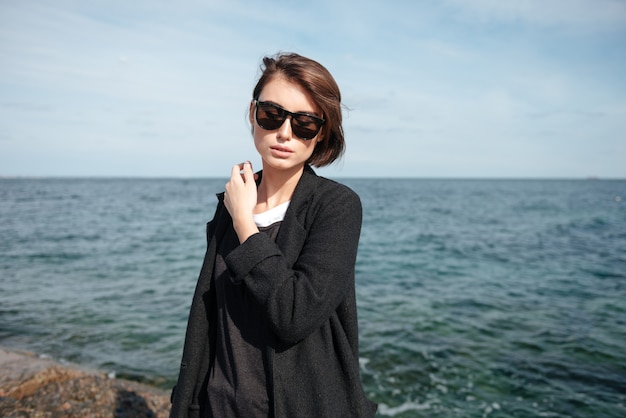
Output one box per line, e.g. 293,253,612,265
1,0,625,178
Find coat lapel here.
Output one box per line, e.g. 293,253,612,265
275,166,318,266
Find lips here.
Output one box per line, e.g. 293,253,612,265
270,145,293,158
271,145,293,153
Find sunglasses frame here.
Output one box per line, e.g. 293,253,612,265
254,100,325,140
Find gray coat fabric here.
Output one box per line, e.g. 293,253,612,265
170,166,377,417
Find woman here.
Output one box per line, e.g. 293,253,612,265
170,52,377,417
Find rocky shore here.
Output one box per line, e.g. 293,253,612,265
0,347,171,417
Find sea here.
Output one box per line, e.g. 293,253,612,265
1,177,625,417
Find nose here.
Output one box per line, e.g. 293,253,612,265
276,116,293,141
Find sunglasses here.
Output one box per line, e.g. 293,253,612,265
254,100,325,140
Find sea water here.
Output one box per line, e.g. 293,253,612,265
1,178,625,417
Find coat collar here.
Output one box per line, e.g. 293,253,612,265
286,164,319,214
262,165,319,264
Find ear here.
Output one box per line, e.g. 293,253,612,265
316,128,325,143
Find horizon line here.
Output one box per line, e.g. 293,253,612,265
1,175,624,181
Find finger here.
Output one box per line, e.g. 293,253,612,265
230,164,244,183
241,161,254,182
237,161,252,172
235,162,248,182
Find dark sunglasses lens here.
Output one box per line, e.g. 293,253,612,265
291,117,321,140
256,103,285,130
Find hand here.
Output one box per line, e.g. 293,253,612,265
224,161,259,242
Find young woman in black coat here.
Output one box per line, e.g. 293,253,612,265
170,52,377,418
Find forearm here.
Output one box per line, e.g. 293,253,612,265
232,214,259,244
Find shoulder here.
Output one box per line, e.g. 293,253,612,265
316,176,360,206
298,167,361,208
289,170,362,232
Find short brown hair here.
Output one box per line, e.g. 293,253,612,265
252,53,345,167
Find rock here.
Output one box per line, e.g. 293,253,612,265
0,347,171,417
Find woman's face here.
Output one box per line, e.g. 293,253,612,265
249,76,322,174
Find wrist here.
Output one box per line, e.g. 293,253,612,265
233,216,258,243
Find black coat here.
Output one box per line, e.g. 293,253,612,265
170,166,377,417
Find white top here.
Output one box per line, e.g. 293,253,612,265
253,201,290,227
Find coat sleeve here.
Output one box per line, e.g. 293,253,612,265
224,184,362,345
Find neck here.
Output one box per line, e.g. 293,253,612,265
256,165,305,211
